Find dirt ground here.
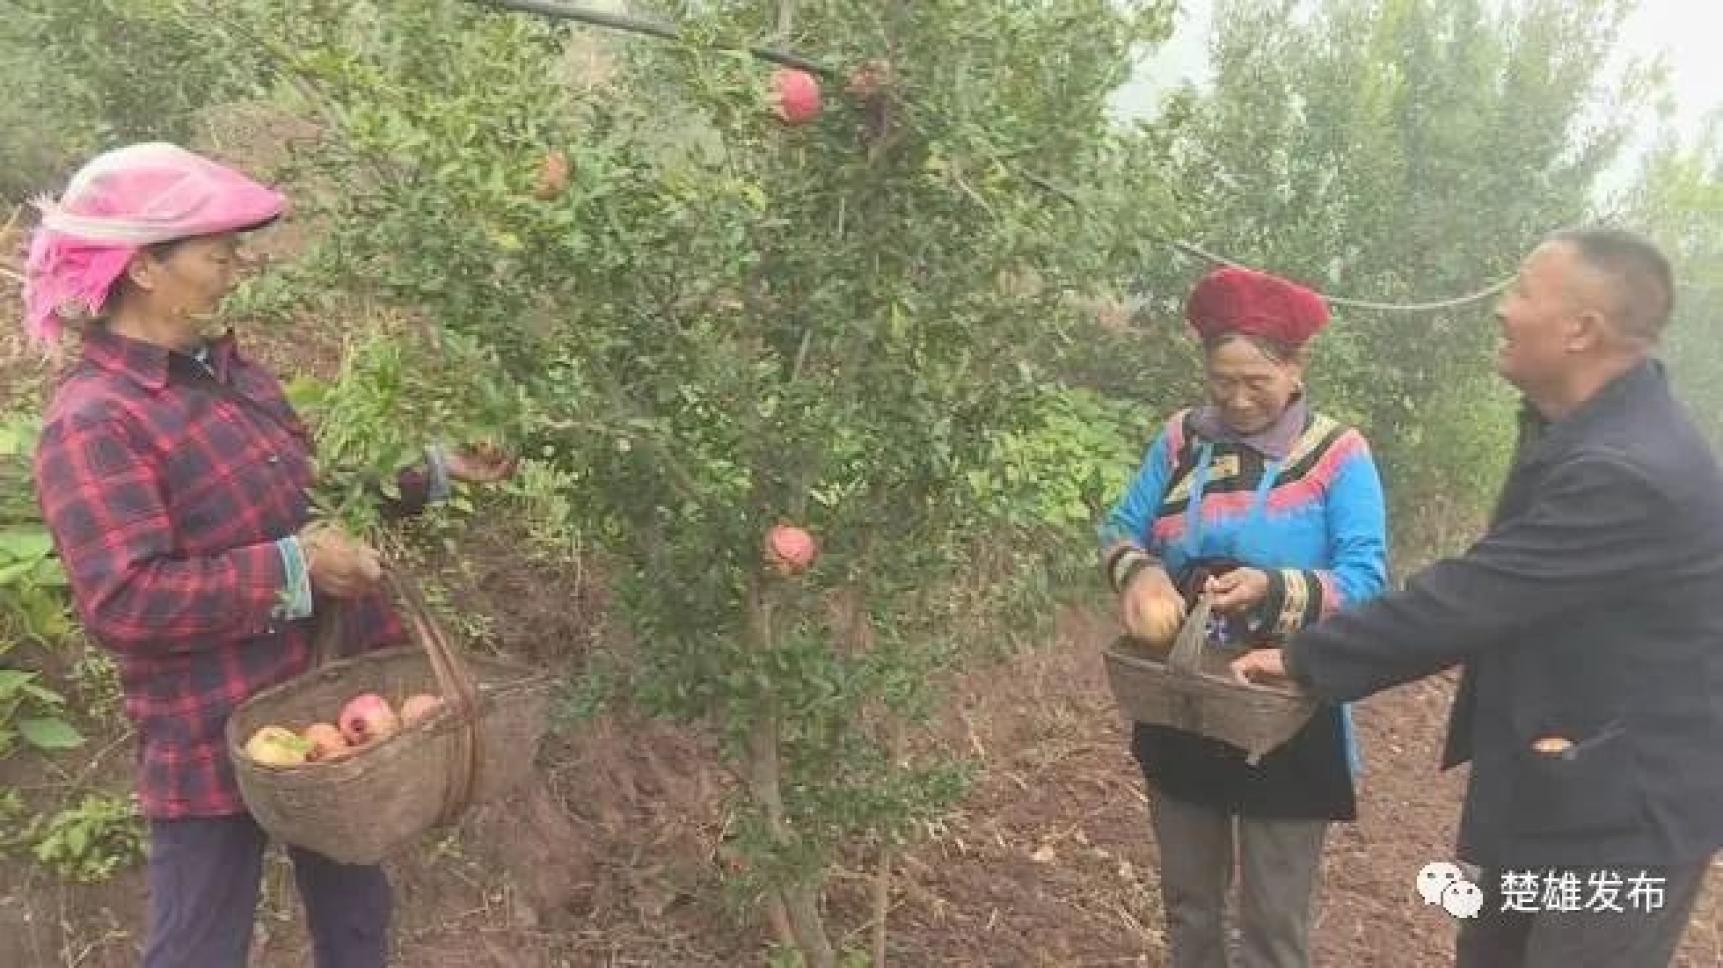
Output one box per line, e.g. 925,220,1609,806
6,586,1717,967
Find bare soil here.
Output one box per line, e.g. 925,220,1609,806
5,577,1716,967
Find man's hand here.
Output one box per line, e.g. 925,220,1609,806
298,522,383,598
1121,565,1186,644
1206,567,1270,615
446,442,518,484
1230,647,1290,685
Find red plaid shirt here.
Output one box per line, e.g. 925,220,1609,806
34,329,421,819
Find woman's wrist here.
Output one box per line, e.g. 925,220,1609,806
1107,547,1159,593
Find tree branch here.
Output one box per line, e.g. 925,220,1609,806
466,0,833,76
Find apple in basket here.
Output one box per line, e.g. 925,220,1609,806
400,693,445,728
301,722,351,762
244,726,312,768
1128,594,1185,656
338,693,401,746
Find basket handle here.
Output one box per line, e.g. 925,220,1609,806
306,564,485,819
311,599,343,670
384,568,483,827
1166,590,1213,678
308,567,484,825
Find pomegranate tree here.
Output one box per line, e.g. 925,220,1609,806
217,0,1170,963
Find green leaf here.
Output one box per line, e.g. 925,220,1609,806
283,375,330,411
30,559,68,587
19,680,65,705
0,425,29,457
0,528,53,562
18,717,85,751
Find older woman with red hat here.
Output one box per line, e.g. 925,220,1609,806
1098,266,1389,968
24,143,515,968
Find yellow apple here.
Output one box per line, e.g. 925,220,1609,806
244,726,311,767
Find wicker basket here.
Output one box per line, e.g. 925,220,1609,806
1102,591,1316,763
225,571,552,865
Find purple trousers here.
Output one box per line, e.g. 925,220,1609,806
142,814,391,968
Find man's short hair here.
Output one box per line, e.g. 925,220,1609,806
1549,227,1676,341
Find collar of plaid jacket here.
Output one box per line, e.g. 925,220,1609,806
80,326,244,390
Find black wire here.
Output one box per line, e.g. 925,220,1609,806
470,0,837,76
466,0,1518,313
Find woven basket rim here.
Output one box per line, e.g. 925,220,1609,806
1102,637,1310,704
224,645,553,782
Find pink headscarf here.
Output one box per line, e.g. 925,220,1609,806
23,142,288,344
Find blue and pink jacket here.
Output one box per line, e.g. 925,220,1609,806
1100,402,1390,819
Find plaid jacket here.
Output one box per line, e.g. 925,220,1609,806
34,329,423,819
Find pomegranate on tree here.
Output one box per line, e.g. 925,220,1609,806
770,68,822,126
763,523,818,576
533,150,570,200
845,60,894,100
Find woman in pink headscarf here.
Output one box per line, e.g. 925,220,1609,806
25,143,514,968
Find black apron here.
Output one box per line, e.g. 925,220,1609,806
1130,559,1357,821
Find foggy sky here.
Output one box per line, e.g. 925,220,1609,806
1113,0,1723,149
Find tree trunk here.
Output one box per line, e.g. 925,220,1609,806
746,700,836,967
871,834,894,967
766,895,796,950
870,723,905,967
745,577,837,968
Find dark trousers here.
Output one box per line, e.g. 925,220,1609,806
1456,857,1713,968
143,814,391,968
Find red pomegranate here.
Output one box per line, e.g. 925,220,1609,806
764,523,818,575
533,150,570,200
846,60,893,100
771,69,822,127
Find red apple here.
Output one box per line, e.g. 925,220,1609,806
338,693,400,746
301,722,349,762
764,523,818,576
771,69,822,127
400,693,444,727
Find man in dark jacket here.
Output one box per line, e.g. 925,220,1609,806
1232,228,1723,968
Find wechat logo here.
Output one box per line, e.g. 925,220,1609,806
1418,862,1484,919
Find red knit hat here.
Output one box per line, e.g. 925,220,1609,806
1185,266,1331,349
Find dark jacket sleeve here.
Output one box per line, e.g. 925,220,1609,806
1284,454,1667,703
